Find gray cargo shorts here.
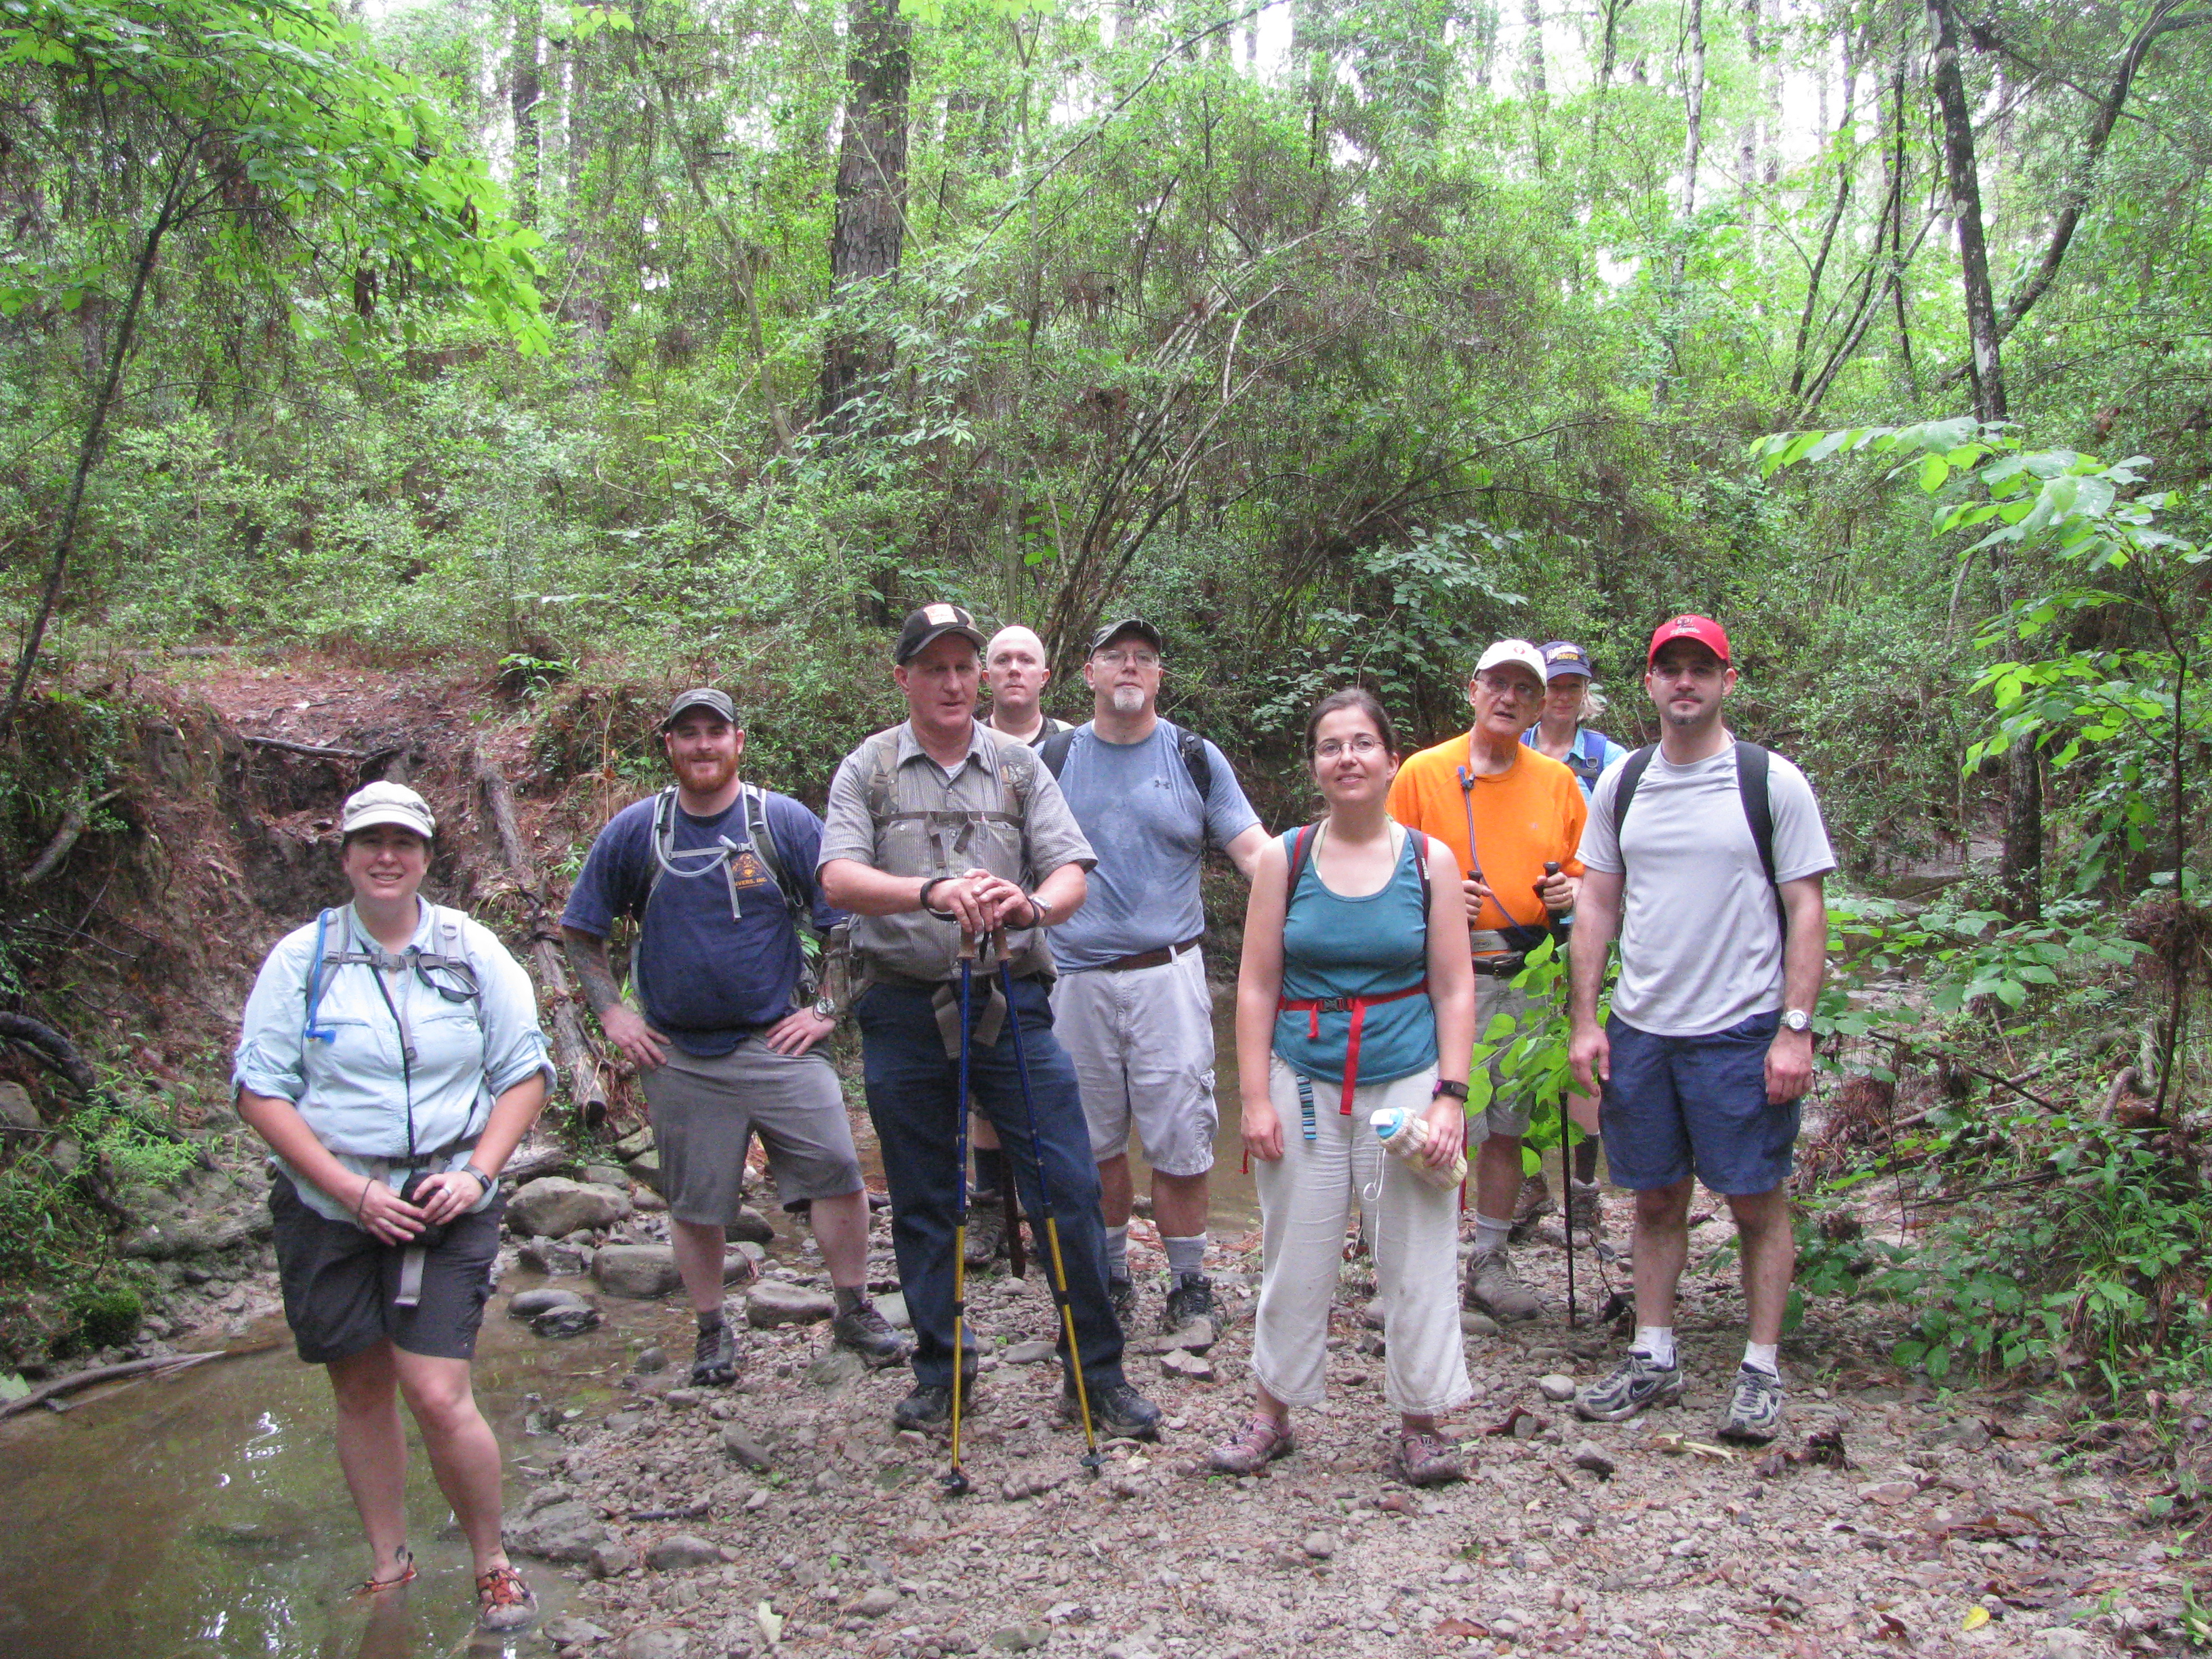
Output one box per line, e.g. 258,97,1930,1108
640,1039,864,1226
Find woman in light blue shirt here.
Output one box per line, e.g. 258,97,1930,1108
233,782,552,1631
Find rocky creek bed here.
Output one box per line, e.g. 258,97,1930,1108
470,1181,2200,1659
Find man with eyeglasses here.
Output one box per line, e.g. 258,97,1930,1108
1039,618,1267,1340
1389,639,1585,1323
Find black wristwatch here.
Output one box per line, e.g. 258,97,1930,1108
918,876,956,918
1432,1080,1470,1102
463,1164,496,1196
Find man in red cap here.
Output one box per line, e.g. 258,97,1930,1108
1565,615,1834,1443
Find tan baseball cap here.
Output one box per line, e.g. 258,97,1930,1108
341,781,436,840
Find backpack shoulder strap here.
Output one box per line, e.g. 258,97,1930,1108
1411,830,1433,920
1283,822,1321,905
1038,726,1077,778
1611,744,1658,842
741,783,813,933
1580,728,1608,766
1176,726,1213,800
1734,741,1777,887
994,731,1039,819
303,907,342,1042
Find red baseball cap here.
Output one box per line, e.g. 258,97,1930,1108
1647,613,1731,665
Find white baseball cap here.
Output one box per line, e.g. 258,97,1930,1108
1473,639,1548,687
341,781,436,840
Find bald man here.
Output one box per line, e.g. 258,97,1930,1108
961,625,1075,1269
984,626,1071,749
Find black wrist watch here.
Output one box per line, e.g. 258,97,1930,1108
919,876,955,918
1432,1080,1471,1102
463,1164,495,1197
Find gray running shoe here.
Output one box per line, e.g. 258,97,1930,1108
1573,1349,1685,1422
831,1298,914,1370
1716,1364,1784,1442
1106,1275,1137,1323
691,1318,739,1387
1464,1248,1541,1322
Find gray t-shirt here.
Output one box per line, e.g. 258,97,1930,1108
1578,741,1835,1037
816,719,1095,983
1047,720,1262,971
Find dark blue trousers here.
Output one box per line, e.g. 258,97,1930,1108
855,975,1126,1392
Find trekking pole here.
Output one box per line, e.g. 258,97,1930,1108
941,931,978,1498
1535,859,1576,1328
997,937,1105,1477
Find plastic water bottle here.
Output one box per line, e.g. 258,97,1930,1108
1370,1105,1468,1190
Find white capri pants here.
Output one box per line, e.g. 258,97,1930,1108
1250,1058,1473,1416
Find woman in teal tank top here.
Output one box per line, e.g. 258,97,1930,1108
1208,689,1479,1488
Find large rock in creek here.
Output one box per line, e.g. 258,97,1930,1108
745,1279,835,1328
594,1244,683,1299
508,1499,611,1563
506,1176,632,1238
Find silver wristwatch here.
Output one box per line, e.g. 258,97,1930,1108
1780,1008,1811,1033
811,994,839,1022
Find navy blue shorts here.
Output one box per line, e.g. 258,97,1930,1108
1599,1010,1800,1195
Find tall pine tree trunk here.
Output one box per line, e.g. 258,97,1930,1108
1929,0,2041,917
819,0,911,434
510,0,542,228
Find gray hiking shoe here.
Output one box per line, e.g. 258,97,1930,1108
1162,1271,1217,1334
691,1317,739,1387
1464,1248,1541,1321
1573,1349,1685,1422
832,1298,913,1370
1566,1179,1607,1242
1716,1365,1784,1442
1106,1275,1138,1323
963,1197,1008,1268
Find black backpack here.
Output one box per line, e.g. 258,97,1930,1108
1610,740,1783,933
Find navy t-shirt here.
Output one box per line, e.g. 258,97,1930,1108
562,789,842,1057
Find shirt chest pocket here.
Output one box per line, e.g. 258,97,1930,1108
408,1004,486,1075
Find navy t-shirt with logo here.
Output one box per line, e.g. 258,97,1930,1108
562,790,841,1056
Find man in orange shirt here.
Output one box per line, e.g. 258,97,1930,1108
1389,640,1584,1321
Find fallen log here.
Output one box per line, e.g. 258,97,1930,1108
0,1348,243,1418
21,787,121,886
241,735,369,761
472,747,609,1130
0,1012,99,1093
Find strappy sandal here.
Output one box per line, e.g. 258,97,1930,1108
1395,1429,1469,1488
350,1547,416,1598
475,1562,538,1631
1208,1414,1294,1475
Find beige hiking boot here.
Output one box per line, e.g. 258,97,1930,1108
1566,1179,1607,1242
1464,1247,1542,1321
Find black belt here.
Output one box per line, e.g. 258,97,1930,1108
1473,956,1527,979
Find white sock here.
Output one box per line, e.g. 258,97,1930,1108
1633,1326,1676,1368
1742,1342,1780,1377
1473,1213,1512,1254
1104,1225,1129,1279
1162,1233,1207,1279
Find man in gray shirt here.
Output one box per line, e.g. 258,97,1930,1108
818,603,1164,1442
1041,618,1267,1339
1568,614,1834,1444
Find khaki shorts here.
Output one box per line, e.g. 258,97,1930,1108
1050,947,1218,1177
640,1039,863,1226
1466,973,1539,1143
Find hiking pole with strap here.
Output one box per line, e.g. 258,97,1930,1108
997,937,1105,1477
941,932,978,1499
1536,859,1577,1329
1002,1168,1027,1282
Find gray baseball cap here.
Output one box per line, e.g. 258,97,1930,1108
659,688,738,731
341,781,436,840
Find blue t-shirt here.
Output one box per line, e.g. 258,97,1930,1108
1047,720,1262,971
562,789,842,1056
1273,827,1437,1092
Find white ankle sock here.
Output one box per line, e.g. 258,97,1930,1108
1104,1225,1129,1279
1473,1213,1512,1254
1742,1342,1780,1376
1633,1326,1676,1368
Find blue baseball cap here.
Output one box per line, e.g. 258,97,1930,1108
1540,640,1595,681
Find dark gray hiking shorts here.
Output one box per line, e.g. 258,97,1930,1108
638,1038,863,1225
269,1176,504,1364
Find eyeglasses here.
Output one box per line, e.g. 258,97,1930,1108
1315,735,1386,760
1094,649,1160,669
1477,675,1543,701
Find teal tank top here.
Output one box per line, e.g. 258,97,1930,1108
1273,825,1437,1099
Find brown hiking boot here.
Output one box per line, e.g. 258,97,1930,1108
1513,1172,1556,1223
1566,1179,1607,1242
1464,1247,1541,1321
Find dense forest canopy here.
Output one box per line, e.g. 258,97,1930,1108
3,0,2210,890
